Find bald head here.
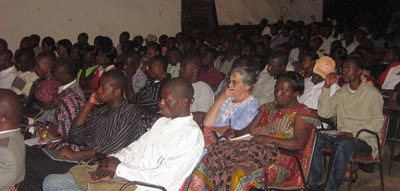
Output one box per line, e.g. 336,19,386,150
0,89,21,131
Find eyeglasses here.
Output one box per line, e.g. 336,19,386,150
226,78,245,86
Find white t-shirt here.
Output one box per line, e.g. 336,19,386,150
0,66,17,89
191,81,215,113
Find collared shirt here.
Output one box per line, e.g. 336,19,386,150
297,77,340,110
58,79,77,93
113,115,204,191
0,65,18,89
68,100,143,154
191,81,215,113
198,67,225,92
134,76,170,114
132,66,148,93
167,63,180,78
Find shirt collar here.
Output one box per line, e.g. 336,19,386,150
0,128,20,138
59,79,76,93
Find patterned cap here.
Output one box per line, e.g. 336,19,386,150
34,80,61,102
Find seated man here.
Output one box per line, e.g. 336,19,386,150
166,47,181,78
252,50,288,104
0,89,25,190
198,48,224,92
51,58,86,101
297,56,340,129
308,57,384,191
10,48,39,98
133,55,170,115
179,52,215,125
43,78,204,191
0,49,18,89
58,70,143,159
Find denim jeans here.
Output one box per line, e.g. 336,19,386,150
43,174,83,191
308,132,372,191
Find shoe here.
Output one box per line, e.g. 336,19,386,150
394,153,400,162
345,173,358,183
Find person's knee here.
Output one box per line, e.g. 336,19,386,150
42,174,69,191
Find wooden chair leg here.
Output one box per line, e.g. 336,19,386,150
389,140,395,176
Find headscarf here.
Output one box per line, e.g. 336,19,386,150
34,80,61,102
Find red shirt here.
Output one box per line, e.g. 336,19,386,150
198,67,225,92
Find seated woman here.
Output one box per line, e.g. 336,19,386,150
189,72,320,190
34,80,85,151
202,65,260,144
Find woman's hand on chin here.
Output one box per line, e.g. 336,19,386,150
220,88,235,100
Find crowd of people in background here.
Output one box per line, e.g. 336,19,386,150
1,13,400,191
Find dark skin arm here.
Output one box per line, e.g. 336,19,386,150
224,108,313,151
192,112,206,126
90,156,121,181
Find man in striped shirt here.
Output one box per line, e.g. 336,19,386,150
58,70,143,159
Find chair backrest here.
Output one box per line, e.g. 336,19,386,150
268,128,317,189
378,113,389,158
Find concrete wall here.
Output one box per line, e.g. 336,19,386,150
0,0,181,51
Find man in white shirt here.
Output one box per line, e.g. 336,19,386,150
166,47,181,78
252,50,288,104
43,78,204,191
0,49,18,89
179,53,215,125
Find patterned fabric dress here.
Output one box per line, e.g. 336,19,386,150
187,102,320,191
53,89,85,151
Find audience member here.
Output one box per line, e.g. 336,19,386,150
166,47,181,78
0,49,17,89
91,46,117,90
0,89,25,191
203,65,260,141
180,53,214,125
59,70,143,159
198,48,224,92
77,32,89,48
43,78,204,191
133,55,170,115
309,57,384,191
122,51,143,100
51,59,86,101
56,39,72,59
252,50,288,104
299,51,319,79
116,31,130,55
214,38,237,75
10,48,38,98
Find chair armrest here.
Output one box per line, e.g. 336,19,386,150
119,181,167,191
352,129,380,158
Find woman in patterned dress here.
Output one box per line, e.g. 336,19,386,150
188,71,320,191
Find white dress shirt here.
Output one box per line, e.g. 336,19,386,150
167,63,181,78
113,115,204,191
132,66,148,93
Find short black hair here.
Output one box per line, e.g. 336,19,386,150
78,32,89,40
0,39,8,49
150,55,168,71
101,36,114,47
270,50,289,66
54,58,77,77
147,41,162,55
344,56,364,70
330,47,347,61
120,31,130,38
299,51,319,62
182,52,201,70
277,71,305,95
42,37,56,51
30,34,40,47
36,51,57,64
98,46,117,64
57,39,73,54
163,77,194,101
0,49,13,60
15,48,34,64
101,70,127,91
